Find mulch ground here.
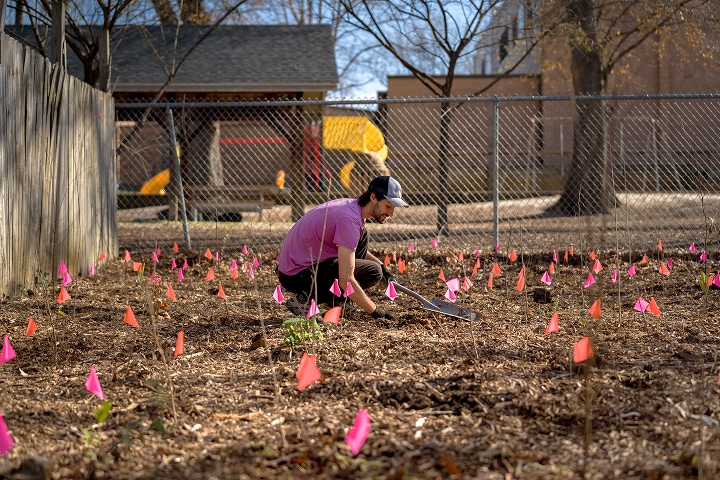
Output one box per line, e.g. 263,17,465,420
0,244,719,479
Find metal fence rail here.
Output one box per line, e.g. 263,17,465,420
115,94,720,254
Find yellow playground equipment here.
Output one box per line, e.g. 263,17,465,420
139,116,388,194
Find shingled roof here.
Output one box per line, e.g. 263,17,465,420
6,24,338,93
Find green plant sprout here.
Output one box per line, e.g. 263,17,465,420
282,315,325,347
81,400,112,447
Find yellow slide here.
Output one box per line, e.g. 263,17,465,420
139,116,388,194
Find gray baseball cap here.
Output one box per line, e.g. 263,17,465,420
369,176,409,207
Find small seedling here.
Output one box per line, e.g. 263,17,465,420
282,316,325,347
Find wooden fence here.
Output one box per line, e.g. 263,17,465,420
0,32,117,298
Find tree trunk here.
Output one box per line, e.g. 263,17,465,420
436,101,452,235
552,0,615,216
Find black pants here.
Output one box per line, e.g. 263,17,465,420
278,227,382,304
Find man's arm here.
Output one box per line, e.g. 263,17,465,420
337,245,376,314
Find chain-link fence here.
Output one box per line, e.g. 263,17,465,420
115,94,720,254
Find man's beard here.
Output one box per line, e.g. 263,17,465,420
372,205,388,224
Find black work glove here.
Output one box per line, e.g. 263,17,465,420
370,308,397,321
380,264,395,284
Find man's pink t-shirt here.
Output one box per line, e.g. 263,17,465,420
277,198,364,276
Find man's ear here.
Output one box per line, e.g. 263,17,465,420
370,192,377,202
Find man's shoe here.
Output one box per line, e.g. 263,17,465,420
286,293,309,317
328,297,361,314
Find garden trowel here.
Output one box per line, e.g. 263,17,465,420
391,282,480,322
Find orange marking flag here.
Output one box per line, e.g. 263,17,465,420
296,352,322,391
471,258,480,276
383,255,390,266
589,251,596,261
323,306,342,325
588,299,601,320
173,242,179,253
217,284,227,300
57,287,70,304
641,253,648,265
659,262,670,276
26,317,37,337
398,259,406,273
165,283,177,302
549,262,555,274
487,273,494,290
516,266,526,292
544,312,559,335
573,337,594,363
205,268,215,282
204,248,213,260
508,250,517,262
491,263,501,276
648,297,661,317
123,305,139,328
132,261,143,272
438,268,446,282
174,331,185,358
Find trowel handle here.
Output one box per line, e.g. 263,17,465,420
391,282,437,310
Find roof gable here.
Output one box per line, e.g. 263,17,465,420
6,24,338,93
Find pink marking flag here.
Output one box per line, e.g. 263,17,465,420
462,277,473,291
62,271,72,286
0,336,16,365
628,265,637,277
611,269,618,283
446,278,460,292
444,288,457,303
408,242,415,252
714,273,720,288
90,264,96,277
634,296,649,312
252,257,260,268
573,337,594,363
690,242,696,253
583,273,595,289
345,409,371,456
0,415,14,456
385,282,397,301
306,299,320,318
151,251,159,263
474,249,481,258
700,250,707,262
215,251,219,262
330,279,342,297
296,352,322,391
344,283,355,297
204,248,213,260
84,366,104,400
273,285,284,304
230,260,238,271
668,257,673,270
592,259,603,274
182,259,188,270
165,283,177,302
247,265,255,279
242,244,248,255
171,258,177,270
323,306,342,325
541,271,552,286
124,250,131,262
430,239,438,248
57,260,68,277
552,249,558,263
495,242,502,252
205,268,215,281
544,312,559,335
177,269,184,282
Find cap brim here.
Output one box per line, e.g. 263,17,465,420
387,197,409,208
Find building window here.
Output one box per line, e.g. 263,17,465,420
499,27,509,62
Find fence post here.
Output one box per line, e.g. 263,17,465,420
51,1,66,67
166,107,192,251
97,27,110,92
493,96,499,248
652,118,660,191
